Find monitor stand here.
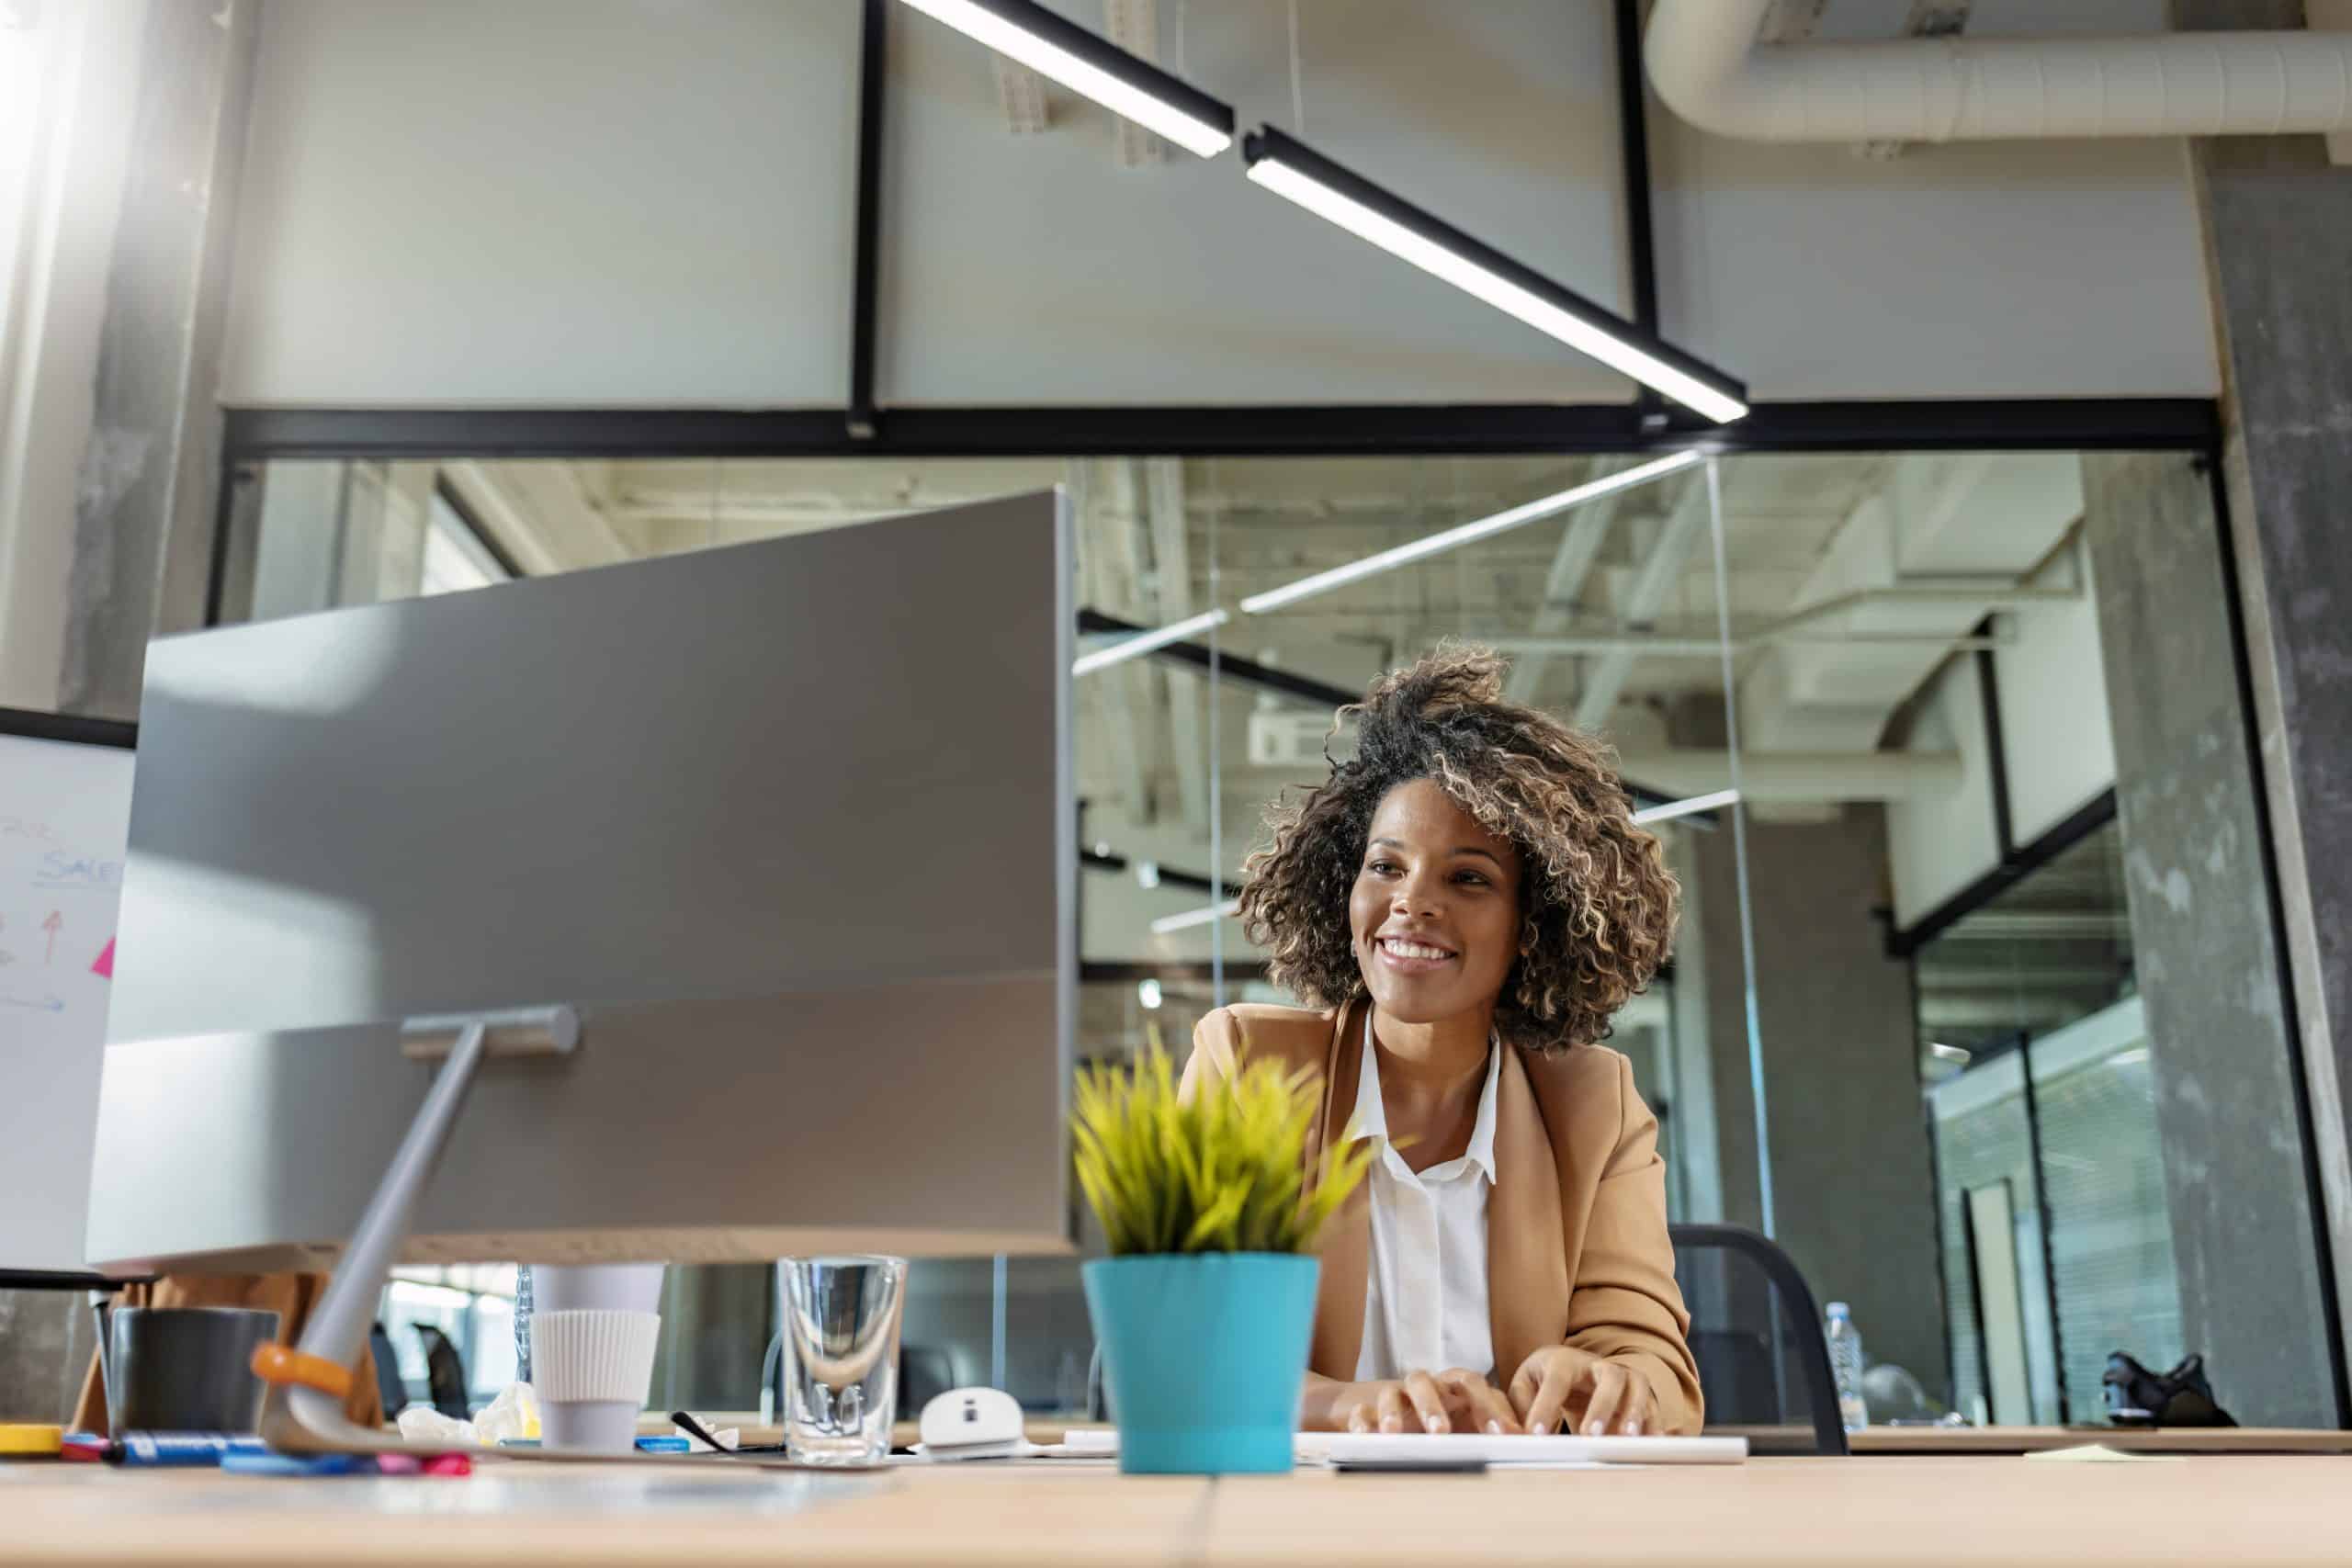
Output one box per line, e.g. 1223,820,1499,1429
254,1006,579,1458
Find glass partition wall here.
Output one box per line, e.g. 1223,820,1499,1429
218,446,2324,1429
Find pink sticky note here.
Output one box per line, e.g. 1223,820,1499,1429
91,938,114,979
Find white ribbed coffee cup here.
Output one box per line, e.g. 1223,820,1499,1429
532,1309,661,1453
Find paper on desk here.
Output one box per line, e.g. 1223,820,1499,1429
1487,1461,1621,1471
2023,1443,2184,1463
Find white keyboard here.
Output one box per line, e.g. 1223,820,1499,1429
1046,1429,1746,1466
1310,1431,1747,1467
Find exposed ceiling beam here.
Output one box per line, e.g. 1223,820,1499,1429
439,460,630,574
1503,457,1631,705
1915,995,2098,1028
1077,460,1159,826
1934,910,2133,941
992,54,1049,134
1572,476,1711,730
1489,632,2008,657
1917,968,2129,992
1614,748,1962,802
1079,608,1356,710
1144,457,1207,832
1103,0,1164,167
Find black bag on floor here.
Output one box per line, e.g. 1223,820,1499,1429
2102,1352,2237,1427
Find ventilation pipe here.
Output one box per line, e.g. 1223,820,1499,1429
1645,0,2352,144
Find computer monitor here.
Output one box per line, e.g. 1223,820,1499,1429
85,490,1074,1277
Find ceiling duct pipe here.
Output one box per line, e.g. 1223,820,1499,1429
1645,0,2352,144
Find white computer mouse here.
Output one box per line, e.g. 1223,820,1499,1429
918,1386,1028,1460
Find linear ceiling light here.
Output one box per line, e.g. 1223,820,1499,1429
896,0,1237,157
1240,127,1749,423
1238,450,1702,616
1631,788,1740,826
1149,900,1239,935
1072,608,1231,676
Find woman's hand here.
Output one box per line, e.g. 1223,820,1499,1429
1508,1346,1657,1437
1307,1369,1522,1435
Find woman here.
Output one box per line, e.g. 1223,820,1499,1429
1182,644,1699,1438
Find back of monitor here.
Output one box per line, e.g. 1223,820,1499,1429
86,491,1073,1272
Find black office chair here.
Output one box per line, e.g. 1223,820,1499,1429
899,1345,959,1416
1669,1223,1848,1456
413,1324,471,1419
368,1322,411,1416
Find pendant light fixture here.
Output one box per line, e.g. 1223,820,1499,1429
1238,450,1702,616
896,0,1237,157
1241,127,1749,423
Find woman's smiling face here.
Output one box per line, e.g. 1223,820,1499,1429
1349,777,1524,1027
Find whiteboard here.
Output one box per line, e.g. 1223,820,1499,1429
0,728,133,1275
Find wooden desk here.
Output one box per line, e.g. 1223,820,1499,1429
1849,1425,2352,1455
6,1454,2349,1565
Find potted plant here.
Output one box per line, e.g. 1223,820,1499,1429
1073,1045,1370,1475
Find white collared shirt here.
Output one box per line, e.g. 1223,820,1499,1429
1350,1010,1499,1382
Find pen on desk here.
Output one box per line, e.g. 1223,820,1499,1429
109,1432,272,1466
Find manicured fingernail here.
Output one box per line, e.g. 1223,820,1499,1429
1425,1416,1445,1434
1628,1419,1643,1437
1381,1415,1401,1433
1486,1420,1503,1436
1584,1420,1603,1438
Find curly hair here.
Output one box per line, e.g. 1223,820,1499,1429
1236,642,1679,1055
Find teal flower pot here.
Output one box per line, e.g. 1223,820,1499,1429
1082,1252,1319,1475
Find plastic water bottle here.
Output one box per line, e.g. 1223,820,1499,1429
513,1264,533,1385
1826,1302,1869,1431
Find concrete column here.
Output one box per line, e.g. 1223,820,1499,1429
2170,0,2352,1422
0,1290,99,1425
2082,452,2342,1427
1688,804,1949,1404
0,0,257,1427
56,0,259,718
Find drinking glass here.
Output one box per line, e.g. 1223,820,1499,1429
778,1255,907,1465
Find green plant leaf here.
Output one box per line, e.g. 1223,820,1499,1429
1069,1041,1369,1258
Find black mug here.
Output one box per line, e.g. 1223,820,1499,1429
103,1307,282,1434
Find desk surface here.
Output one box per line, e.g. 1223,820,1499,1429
1848,1424,2352,1455
7,1454,2350,1566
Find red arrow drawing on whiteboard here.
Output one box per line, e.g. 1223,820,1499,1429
41,910,61,965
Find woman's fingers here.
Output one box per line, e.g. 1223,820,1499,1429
1520,1358,1583,1436
1403,1370,1450,1434
1620,1378,1656,1438
1578,1363,1628,1437
1440,1369,1521,1435
1506,1359,1544,1422
1344,1394,1374,1434
1374,1382,1408,1435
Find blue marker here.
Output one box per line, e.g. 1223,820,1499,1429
111,1433,272,1467
221,1451,363,1477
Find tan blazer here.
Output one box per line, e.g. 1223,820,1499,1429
1181,998,1702,1436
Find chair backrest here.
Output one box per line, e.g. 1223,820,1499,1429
899,1344,959,1416
413,1323,470,1419
1668,1223,1849,1456
368,1321,410,1416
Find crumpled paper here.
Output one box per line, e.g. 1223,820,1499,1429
394,1382,540,1448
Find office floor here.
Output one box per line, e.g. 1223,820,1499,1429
6,1454,2348,1565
